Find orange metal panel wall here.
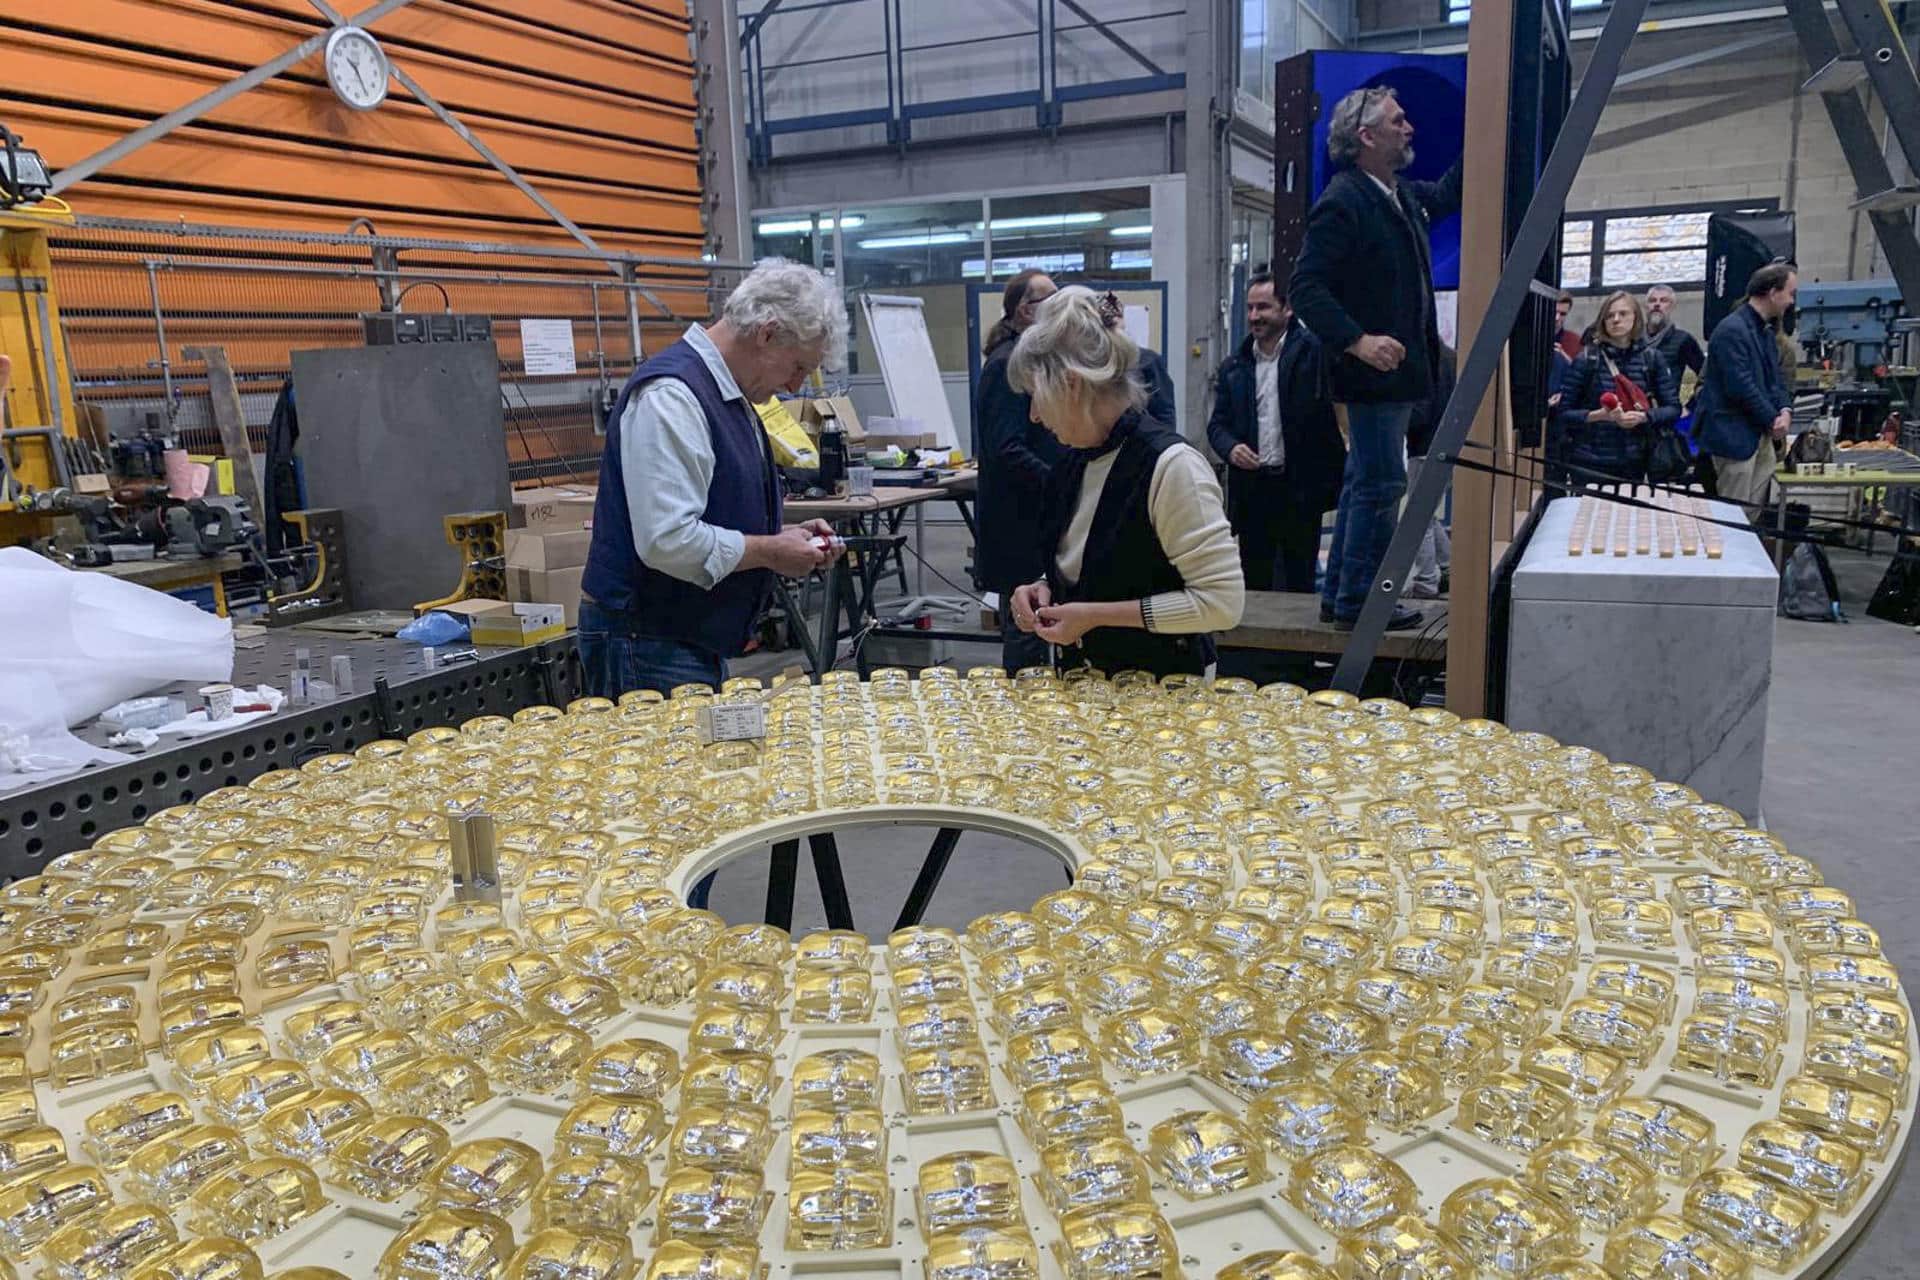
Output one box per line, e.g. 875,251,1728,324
4,0,704,252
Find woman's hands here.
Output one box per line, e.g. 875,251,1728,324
1032,602,1101,646
1010,580,1052,632
1011,582,1113,646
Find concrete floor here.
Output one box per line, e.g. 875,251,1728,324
715,524,1920,1275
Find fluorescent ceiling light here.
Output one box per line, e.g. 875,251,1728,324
1109,225,1153,237
858,231,971,249
982,213,1105,231
757,215,866,235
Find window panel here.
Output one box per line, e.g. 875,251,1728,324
1603,212,1712,251
1562,220,1593,256
1560,254,1593,290
1600,248,1704,286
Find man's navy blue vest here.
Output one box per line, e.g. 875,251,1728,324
581,336,781,657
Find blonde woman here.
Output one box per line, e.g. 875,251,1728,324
1005,287,1244,677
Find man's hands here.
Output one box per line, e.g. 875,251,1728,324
1772,408,1791,441
1347,334,1406,373
1618,410,1648,429
743,520,846,578
1228,443,1261,471
1010,580,1053,632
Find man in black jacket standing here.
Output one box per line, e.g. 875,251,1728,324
1206,273,1345,593
1693,262,1796,510
1644,284,1706,391
1289,84,1461,631
973,270,1063,672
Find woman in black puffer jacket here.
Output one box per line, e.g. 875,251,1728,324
1554,290,1680,488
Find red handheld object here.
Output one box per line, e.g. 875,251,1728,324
1599,391,1620,410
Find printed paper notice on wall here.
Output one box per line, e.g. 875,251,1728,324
519,319,578,376
1123,305,1150,351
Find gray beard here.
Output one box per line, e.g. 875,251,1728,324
1647,314,1669,334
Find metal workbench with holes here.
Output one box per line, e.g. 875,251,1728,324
0,628,583,877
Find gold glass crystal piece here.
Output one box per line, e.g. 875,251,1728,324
786,1168,892,1251
124,1123,248,1206
1052,1205,1181,1280
922,1226,1041,1280
1147,1108,1267,1198
1455,1072,1576,1154
187,1157,327,1242
377,1208,516,1280
918,1151,1025,1232
1602,1215,1752,1280
1335,1215,1474,1280
1682,1168,1823,1270
1250,1079,1364,1161
1594,1097,1718,1181
40,1201,178,1279
1526,1138,1658,1229
655,1166,765,1245
82,1091,196,1170
330,1115,450,1201
1287,1145,1417,1236
430,1137,545,1215
1438,1177,1579,1277
533,1154,650,1236
1736,1119,1866,1212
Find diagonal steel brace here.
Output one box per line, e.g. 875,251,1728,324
1330,0,1654,695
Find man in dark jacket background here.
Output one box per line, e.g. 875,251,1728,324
1694,262,1796,510
973,270,1065,672
1644,284,1706,390
1206,273,1345,593
1289,84,1462,631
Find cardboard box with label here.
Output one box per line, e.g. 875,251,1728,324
463,601,567,648
509,484,597,532
798,395,863,443
504,526,588,626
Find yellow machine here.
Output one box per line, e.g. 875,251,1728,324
0,197,80,541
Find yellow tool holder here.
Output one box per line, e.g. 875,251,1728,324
0,200,80,539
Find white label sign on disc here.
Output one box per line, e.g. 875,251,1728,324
519,318,579,376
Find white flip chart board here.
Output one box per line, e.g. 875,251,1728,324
858,293,959,449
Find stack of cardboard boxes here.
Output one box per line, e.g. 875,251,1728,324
505,483,596,627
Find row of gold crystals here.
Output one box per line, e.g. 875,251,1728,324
0,666,1906,1279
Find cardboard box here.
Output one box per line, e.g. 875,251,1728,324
469,601,567,648
798,395,863,442
506,527,591,572
509,484,597,532
508,564,585,627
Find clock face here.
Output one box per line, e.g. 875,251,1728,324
325,27,390,111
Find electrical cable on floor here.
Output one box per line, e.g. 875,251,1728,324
891,538,993,611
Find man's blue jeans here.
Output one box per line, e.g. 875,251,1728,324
1322,400,1415,620
577,599,727,698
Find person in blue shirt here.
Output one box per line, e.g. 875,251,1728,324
1693,262,1797,511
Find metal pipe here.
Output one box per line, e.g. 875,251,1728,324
590,283,608,387
71,212,752,271
133,256,717,298
143,261,176,424
31,290,62,433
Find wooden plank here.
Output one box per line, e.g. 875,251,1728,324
53,186,704,255
1222,592,1442,661
16,108,706,236
235,0,694,96
183,344,268,523
14,0,697,134
1445,0,1515,718
0,35,701,185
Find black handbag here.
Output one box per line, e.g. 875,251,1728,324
1645,424,1692,483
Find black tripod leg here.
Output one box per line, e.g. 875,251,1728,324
807,833,856,931
893,827,963,931
765,839,799,930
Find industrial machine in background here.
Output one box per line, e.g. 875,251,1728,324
1795,279,1914,441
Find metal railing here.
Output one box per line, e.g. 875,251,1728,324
45,216,746,484
741,0,1185,165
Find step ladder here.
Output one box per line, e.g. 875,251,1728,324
1785,0,1920,306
